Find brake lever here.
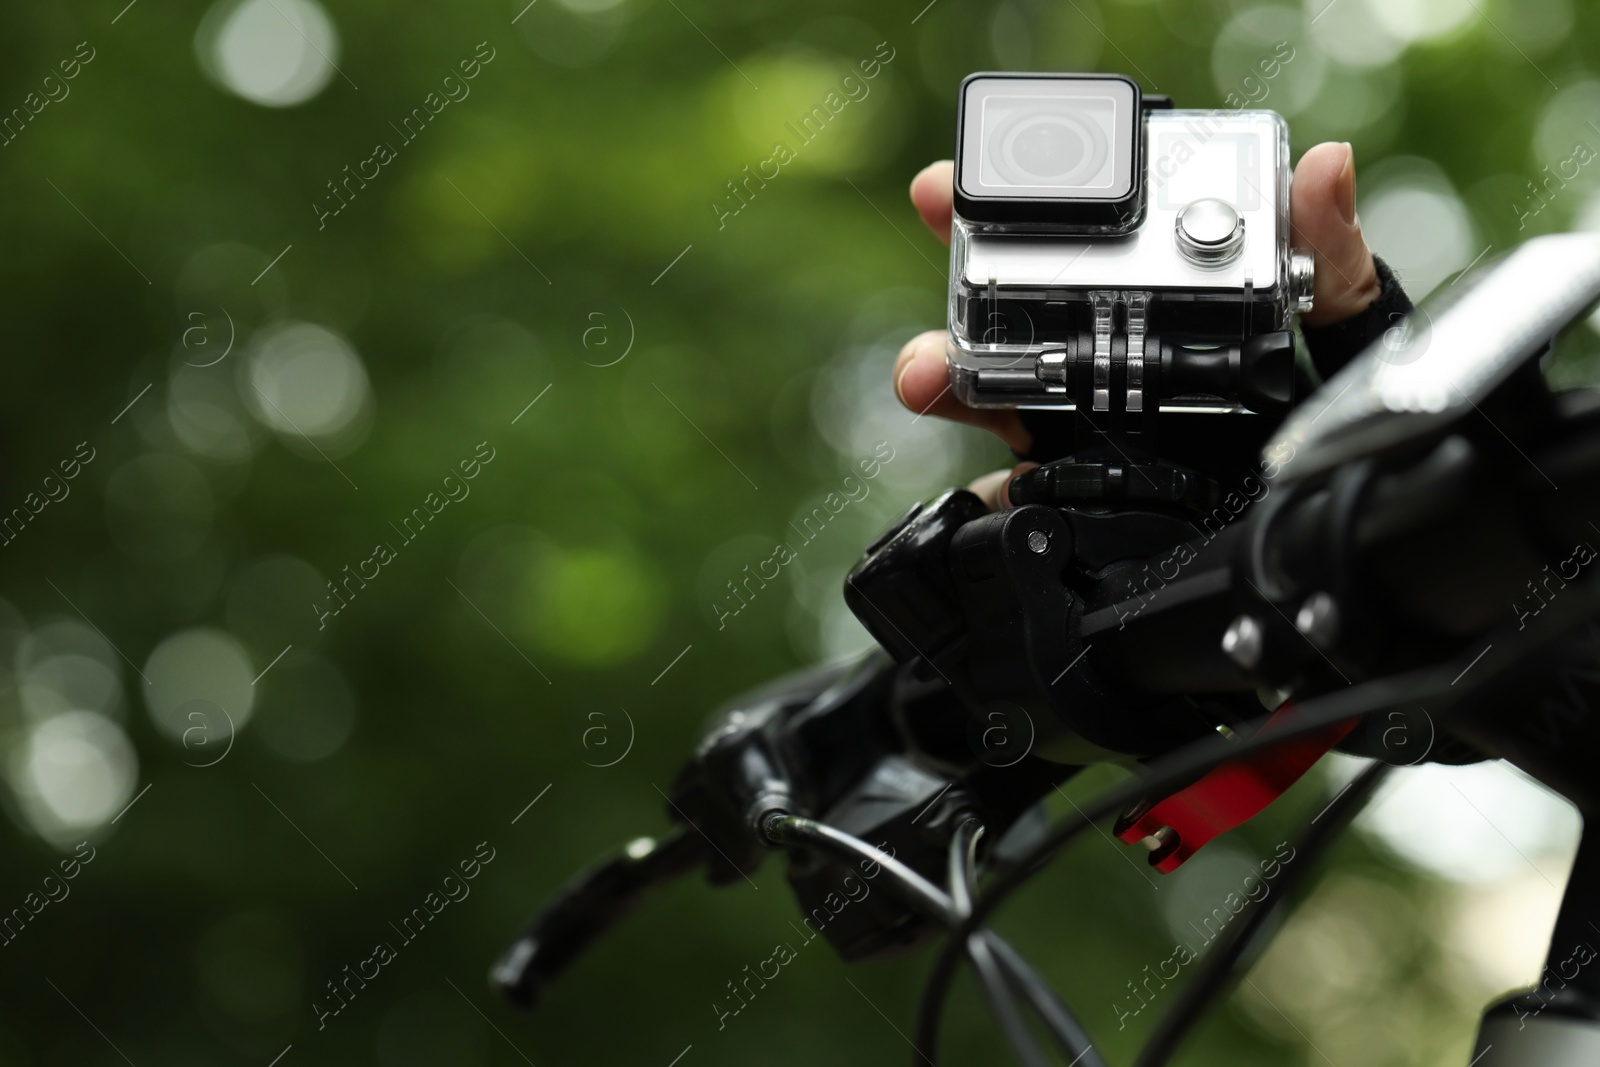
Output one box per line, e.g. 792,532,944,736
491,828,705,1009
493,643,1085,1011
489,660,868,1010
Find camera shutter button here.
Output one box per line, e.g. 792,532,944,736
1175,198,1245,266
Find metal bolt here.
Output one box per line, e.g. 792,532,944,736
1035,350,1068,385
1221,614,1263,670
1295,591,1340,648
1025,529,1051,554
1140,826,1176,852
1289,249,1316,313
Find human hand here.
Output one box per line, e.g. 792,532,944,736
894,142,1382,478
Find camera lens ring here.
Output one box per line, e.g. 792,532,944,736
987,109,1109,188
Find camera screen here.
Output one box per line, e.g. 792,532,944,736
958,76,1136,202
1150,131,1262,213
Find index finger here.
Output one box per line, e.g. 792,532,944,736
910,161,955,246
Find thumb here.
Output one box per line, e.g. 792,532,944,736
1291,142,1381,329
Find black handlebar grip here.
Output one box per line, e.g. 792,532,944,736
490,827,705,1009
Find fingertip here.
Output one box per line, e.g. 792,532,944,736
909,160,952,204
889,330,1031,451
894,333,950,415
1294,141,1351,186
1337,141,1354,219
910,161,956,245
966,468,1011,511
1292,141,1378,327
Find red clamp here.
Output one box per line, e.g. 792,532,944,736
1114,703,1358,873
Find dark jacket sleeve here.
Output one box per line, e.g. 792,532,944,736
1298,255,1413,381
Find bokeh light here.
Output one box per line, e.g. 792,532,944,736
514,0,629,69
1352,758,1579,883
16,620,124,724
12,711,137,844
1212,7,1325,116
196,0,342,108
1306,0,1407,68
1346,0,1478,47
143,628,256,743
243,321,373,454
168,359,263,464
1361,157,1480,299
7,2,1600,1064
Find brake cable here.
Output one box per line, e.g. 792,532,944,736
916,567,1600,1066
766,814,1108,1067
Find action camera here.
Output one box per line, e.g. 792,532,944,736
948,72,1316,411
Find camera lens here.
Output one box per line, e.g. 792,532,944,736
991,112,1108,188
957,76,1139,222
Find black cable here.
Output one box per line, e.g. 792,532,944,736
948,818,983,917
939,825,1055,1067
948,819,1106,1067
912,570,1600,1067
961,917,1052,1067
769,814,1109,1067
988,939,1103,1066
1133,760,1393,1067
912,665,1443,1061
767,815,953,920
765,816,1054,1067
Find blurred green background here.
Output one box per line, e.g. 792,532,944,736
0,0,1592,1064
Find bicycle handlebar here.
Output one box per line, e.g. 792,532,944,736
494,232,1600,1067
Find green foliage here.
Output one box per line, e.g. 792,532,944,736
0,0,1587,1064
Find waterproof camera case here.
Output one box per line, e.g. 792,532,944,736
948,72,1315,412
